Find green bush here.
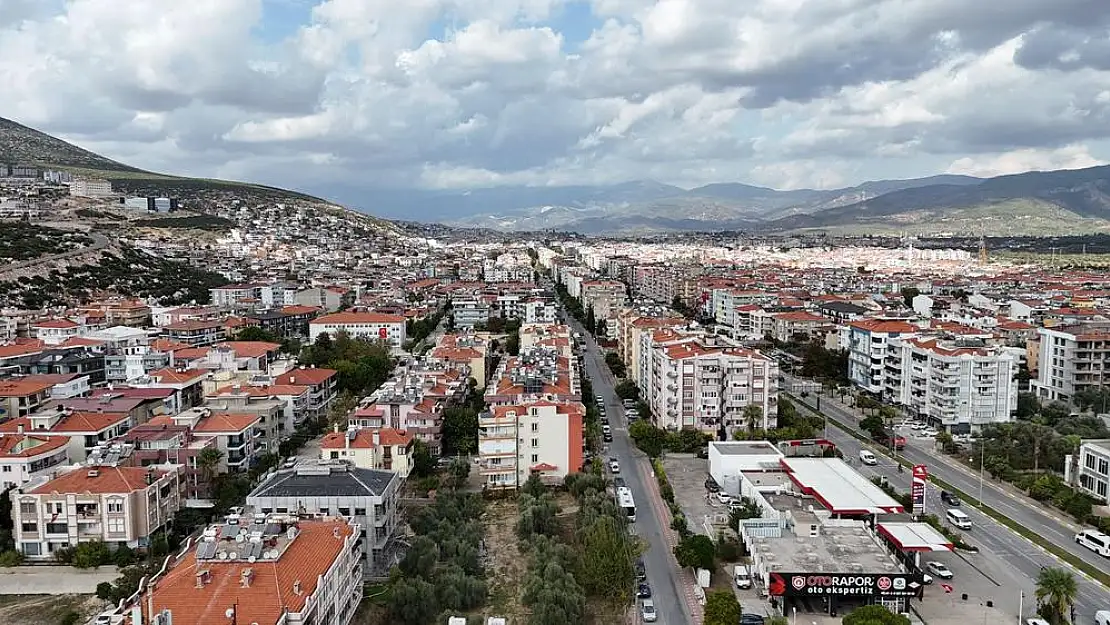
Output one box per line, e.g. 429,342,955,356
52,546,75,565
72,540,111,569
0,550,23,567
112,545,136,567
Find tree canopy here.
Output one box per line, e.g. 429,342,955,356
704,589,742,625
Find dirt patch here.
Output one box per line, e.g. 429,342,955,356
0,593,103,625
483,499,527,622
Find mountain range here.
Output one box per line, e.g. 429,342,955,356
5,114,1110,237
359,167,1110,236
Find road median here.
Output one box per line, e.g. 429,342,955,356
786,392,1110,590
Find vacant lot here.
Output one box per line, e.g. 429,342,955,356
0,593,103,625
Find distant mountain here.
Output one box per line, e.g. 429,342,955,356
0,117,144,173
396,174,984,234
770,165,1110,235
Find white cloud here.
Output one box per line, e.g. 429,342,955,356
0,0,1108,213
946,144,1107,178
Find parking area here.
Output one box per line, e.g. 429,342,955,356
661,454,731,535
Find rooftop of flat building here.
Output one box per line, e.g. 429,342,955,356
747,505,899,574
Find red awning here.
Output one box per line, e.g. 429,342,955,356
530,462,558,472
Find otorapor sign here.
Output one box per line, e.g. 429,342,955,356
768,572,923,597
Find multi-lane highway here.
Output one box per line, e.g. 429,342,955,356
786,387,1110,622
564,313,693,625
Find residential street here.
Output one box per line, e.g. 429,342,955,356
786,380,1110,622
565,314,697,625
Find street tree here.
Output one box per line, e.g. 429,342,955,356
1036,566,1078,624
704,589,742,625
615,379,639,400
629,420,666,457
673,533,715,571
741,405,763,432
576,515,635,602
410,439,436,478
388,577,440,625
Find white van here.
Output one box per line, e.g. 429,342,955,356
859,450,878,465
734,564,752,589
1075,530,1110,557
1094,609,1110,625
946,508,972,530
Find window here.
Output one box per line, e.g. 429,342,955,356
20,522,36,533
2,466,9,472
107,501,123,514
531,438,539,448
18,502,34,516
1099,459,1109,476
47,502,63,515
354,508,366,516
531,423,539,432
276,507,288,513
108,518,125,534
531,454,538,463
45,523,66,534
330,451,340,459
319,508,329,515
339,507,351,516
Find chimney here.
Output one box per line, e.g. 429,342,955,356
333,424,339,434
289,376,296,385
293,580,302,596
240,568,254,588
372,430,380,448
16,424,24,435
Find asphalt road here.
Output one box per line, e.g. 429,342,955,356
788,389,1110,622
566,314,693,625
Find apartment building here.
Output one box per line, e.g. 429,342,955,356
0,434,68,489
352,364,468,454
452,297,491,328
430,332,490,388
248,460,401,577
847,319,919,394
209,383,311,428
645,340,778,433
771,311,832,343
0,409,134,464
1033,323,1110,404
11,464,181,559
524,298,557,324
1072,440,1110,504
320,427,414,477
0,379,54,419
884,336,1018,433
478,401,585,489
581,280,628,321
130,517,363,625
209,283,264,308
274,366,337,420
485,348,581,406
162,320,226,347
172,408,264,472
31,319,82,345
113,425,218,504
519,324,574,358
130,367,209,413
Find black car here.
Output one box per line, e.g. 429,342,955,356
635,559,646,581
740,615,765,625
705,476,720,492
601,417,610,425
613,477,626,488
695,447,709,459
941,491,961,506
603,433,613,442
637,583,652,598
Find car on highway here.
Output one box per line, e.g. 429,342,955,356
637,583,652,598
925,561,953,579
859,450,878,465
609,458,620,473
941,490,961,506
640,599,657,622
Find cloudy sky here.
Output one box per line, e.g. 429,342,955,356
2,0,1109,204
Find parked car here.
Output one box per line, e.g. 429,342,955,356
635,558,646,581
613,477,626,488
637,583,652,598
940,491,961,506
740,615,765,625
641,599,657,622
600,417,610,425
695,447,709,459
921,428,940,438
705,476,720,492
609,458,621,473
925,561,953,579
596,395,605,404
716,491,733,504
603,433,613,443
734,564,752,589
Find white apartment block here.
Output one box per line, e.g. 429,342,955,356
847,319,918,394
1073,440,1110,504
646,340,778,434
884,336,1017,433
478,401,585,489
1033,323,1110,404
524,299,557,324
68,178,113,198
581,280,628,321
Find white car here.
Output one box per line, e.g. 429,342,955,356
858,450,878,465
609,459,621,473
911,422,927,430
716,491,733,504
920,428,940,438
925,561,953,579
641,599,657,622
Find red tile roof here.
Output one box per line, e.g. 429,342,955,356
193,413,260,434
0,434,67,459
213,341,282,359
320,427,413,449
0,380,53,397
274,368,336,386
31,466,167,494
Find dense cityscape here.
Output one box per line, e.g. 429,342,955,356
5,2,1110,625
